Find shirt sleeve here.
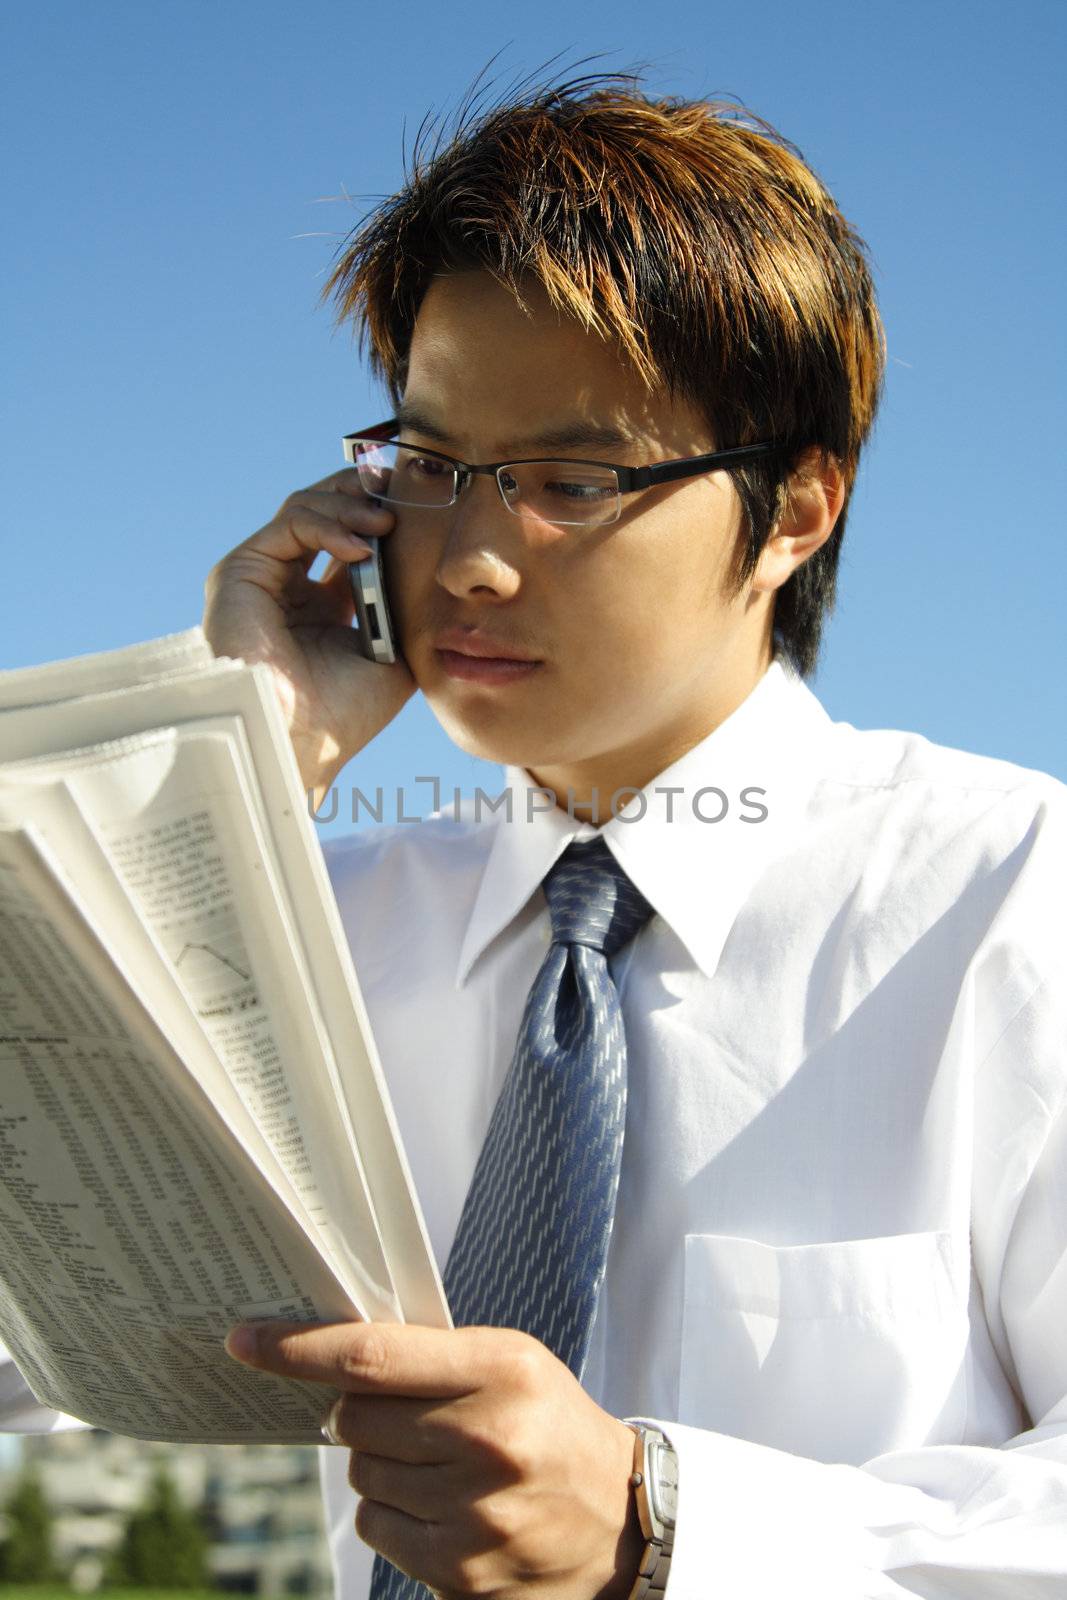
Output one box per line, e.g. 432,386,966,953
0,1341,91,1436
635,978,1067,1599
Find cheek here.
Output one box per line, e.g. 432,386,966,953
381,527,436,623
573,543,723,671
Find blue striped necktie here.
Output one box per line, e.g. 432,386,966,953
370,836,654,1600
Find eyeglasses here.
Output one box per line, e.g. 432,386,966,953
341,418,781,529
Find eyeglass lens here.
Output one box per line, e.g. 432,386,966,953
353,441,621,527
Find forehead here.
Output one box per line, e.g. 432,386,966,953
404,271,707,455
409,271,629,379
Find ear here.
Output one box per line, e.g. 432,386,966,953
751,448,846,595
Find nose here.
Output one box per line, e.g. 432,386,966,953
433,473,523,604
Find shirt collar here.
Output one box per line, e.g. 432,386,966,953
455,656,834,987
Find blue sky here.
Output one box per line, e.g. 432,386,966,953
3,0,1064,842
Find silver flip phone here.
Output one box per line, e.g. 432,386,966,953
348,537,398,665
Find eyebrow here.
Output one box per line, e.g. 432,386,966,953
393,399,633,455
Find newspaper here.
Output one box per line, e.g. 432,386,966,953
0,630,448,1443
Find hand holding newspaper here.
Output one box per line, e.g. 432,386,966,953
0,629,448,1443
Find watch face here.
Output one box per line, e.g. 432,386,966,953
649,1441,679,1524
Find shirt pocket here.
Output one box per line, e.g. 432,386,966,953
679,1231,970,1465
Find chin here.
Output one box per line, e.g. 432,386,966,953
424,692,580,772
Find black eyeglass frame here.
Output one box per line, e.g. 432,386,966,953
341,418,783,506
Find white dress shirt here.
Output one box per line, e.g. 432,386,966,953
3,656,1065,1597
315,656,1067,1598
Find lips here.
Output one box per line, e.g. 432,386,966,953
432,627,540,662
431,627,543,686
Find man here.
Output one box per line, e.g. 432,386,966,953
9,75,1067,1598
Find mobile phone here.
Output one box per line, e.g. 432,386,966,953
348,537,399,664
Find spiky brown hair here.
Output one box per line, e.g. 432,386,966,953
321,68,887,676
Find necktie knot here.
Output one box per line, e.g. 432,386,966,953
543,836,654,957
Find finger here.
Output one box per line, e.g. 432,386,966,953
349,1452,455,1520
270,500,385,560
278,484,399,557
354,1497,443,1586
212,509,374,586
289,486,395,532
356,1500,498,1597
224,1320,492,1399
206,486,394,610
247,491,392,566
294,466,383,501
314,465,379,496
298,517,377,573
327,1393,463,1463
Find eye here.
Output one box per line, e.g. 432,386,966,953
403,453,450,479
542,477,616,501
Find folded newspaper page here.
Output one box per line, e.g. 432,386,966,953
0,630,448,1443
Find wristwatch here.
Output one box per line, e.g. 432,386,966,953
626,1424,678,1599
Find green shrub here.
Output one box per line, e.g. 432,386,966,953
104,1470,210,1590
0,1468,64,1583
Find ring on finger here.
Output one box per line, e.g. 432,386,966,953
320,1396,345,1446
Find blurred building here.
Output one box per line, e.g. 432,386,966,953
0,1430,333,1595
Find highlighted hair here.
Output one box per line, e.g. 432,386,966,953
322,70,887,676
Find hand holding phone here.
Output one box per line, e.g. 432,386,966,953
202,468,414,809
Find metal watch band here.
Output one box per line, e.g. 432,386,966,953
626,1425,677,1600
